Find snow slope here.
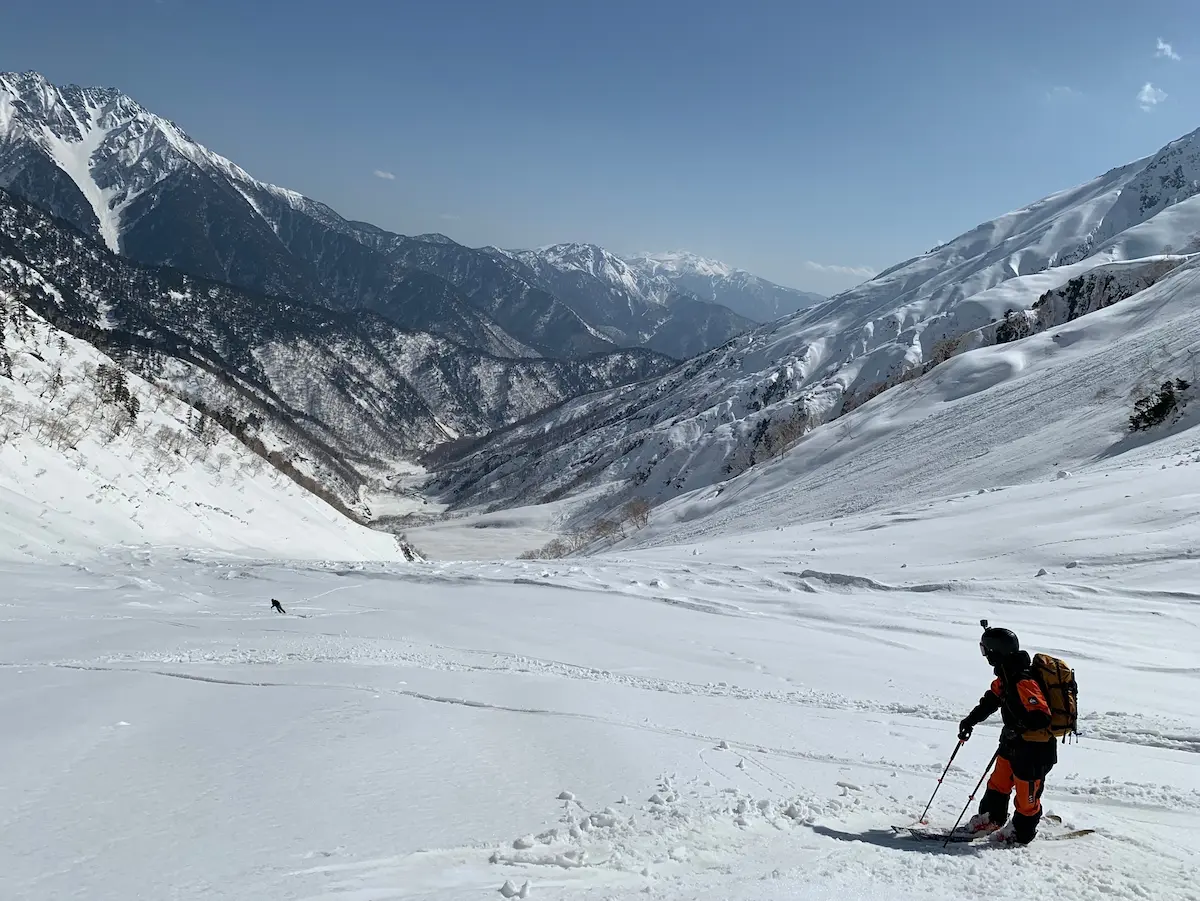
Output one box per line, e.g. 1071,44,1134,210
0,294,406,564
636,254,1200,547
432,127,1200,521
3,452,1199,900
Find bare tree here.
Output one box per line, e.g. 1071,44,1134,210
623,497,652,529
930,336,962,366
0,388,21,445
591,518,623,541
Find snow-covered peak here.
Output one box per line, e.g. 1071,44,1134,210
0,70,321,253
625,251,824,322
1058,126,1200,265
525,242,648,295
627,250,738,279
0,71,137,130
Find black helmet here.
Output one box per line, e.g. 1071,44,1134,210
979,619,1019,663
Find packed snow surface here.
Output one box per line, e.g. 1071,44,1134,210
4,453,1200,900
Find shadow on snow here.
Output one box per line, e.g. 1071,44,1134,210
808,825,1000,855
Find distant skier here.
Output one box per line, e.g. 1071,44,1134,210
956,624,1059,845
270,598,286,615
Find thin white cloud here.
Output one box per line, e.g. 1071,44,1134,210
438,213,461,221
373,169,396,180
1044,85,1079,101
1138,82,1168,111
1156,38,1181,61
804,260,877,278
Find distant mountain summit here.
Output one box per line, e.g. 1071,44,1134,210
0,71,793,361
627,250,737,279
626,251,825,322
492,242,757,359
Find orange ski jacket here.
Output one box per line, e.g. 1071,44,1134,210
965,652,1054,743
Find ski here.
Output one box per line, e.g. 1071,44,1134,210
893,825,1094,844
893,826,975,843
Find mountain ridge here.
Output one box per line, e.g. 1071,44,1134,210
428,125,1200,525
487,242,758,359
626,250,826,322
0,187,675,513
0,71,795,362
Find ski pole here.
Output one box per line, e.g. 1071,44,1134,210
918,739,964,824
944,748,999,847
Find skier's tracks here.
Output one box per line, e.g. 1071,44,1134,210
10,660,931,780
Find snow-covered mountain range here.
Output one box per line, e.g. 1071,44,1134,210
0,71,800,363
0,71,603,357
0,189,671,515
431,124,1200,523
491,243,757,359
626,250,826,322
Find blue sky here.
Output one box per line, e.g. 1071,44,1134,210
3,0,1199,294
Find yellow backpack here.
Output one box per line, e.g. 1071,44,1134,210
1031,653,1079,741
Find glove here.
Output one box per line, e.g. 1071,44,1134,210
958,718,974,742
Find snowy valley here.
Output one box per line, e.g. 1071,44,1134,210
0,70,839,515
429,126,1200,530
4,62,1200,901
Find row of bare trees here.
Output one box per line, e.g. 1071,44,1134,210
722,406,814,478
518,497,653,559
0,311,278,488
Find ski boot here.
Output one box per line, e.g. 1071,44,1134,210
966,812,1001,836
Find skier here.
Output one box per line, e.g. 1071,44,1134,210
270,598,286,615
956,624,1057,844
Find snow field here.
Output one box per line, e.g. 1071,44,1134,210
4,457,1200,900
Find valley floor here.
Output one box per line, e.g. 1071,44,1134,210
3,460,1200,900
